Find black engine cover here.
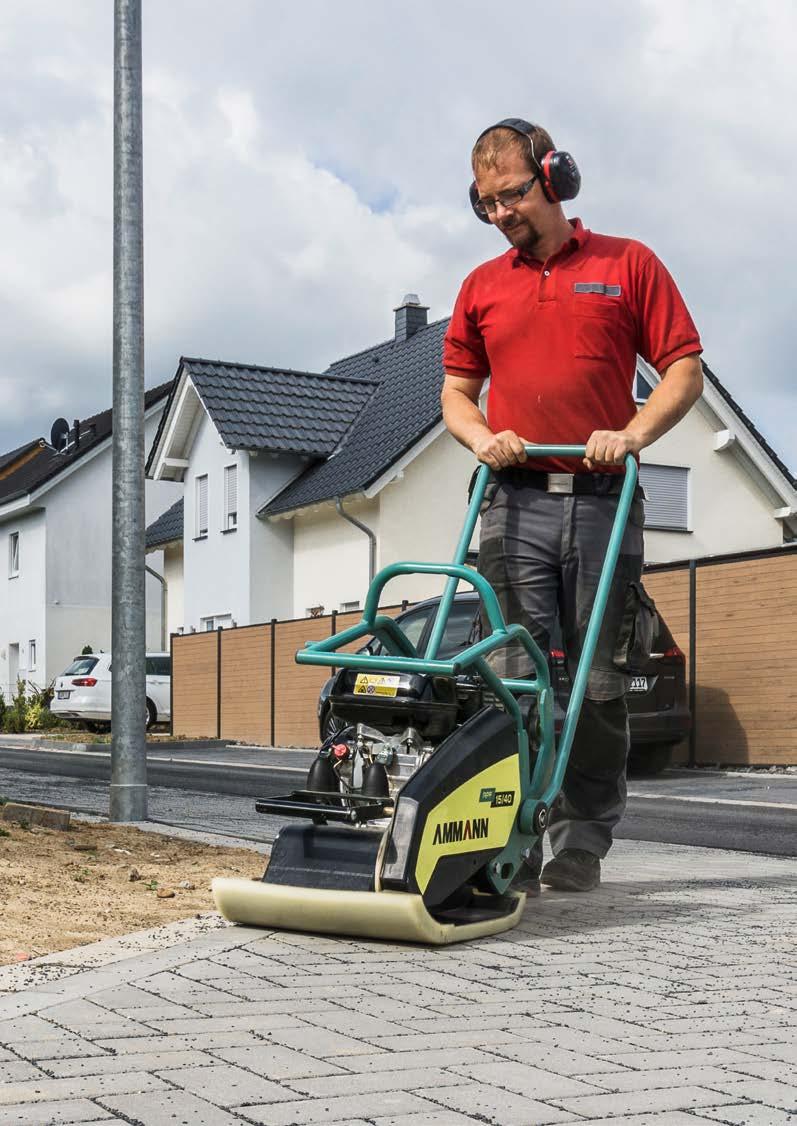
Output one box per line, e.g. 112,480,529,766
328,668,460,737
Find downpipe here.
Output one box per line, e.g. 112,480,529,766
334,497,376,583
145,564,168,651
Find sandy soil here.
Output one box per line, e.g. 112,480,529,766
0,818,263,965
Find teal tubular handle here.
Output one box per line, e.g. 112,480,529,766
535,448,638,805
294,444,637,838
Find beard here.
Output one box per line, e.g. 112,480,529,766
499,217,542,255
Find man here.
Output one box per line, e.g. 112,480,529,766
442,119,702,893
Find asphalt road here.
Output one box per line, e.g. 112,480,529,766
0,742,795,856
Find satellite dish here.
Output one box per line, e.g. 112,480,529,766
50,418,70,453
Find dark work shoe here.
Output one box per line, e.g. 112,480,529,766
510,860,541,898
541,849,601,892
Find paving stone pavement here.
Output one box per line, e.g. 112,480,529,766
0,839,795,1125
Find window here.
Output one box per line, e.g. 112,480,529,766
639,464,690,531
63,656,98,676
340,600,360,613
437,602,482,659
634,371,653,404
145,656,171,676
195,475,208,537
369,606,433,657
9,532,19,577
28,640,36,670
224,465,238,531
201,614,233,631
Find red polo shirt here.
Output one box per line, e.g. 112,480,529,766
443,219,702,473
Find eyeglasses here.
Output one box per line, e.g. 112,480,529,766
474,175,538,219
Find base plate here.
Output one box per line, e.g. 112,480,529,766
212,878,526,946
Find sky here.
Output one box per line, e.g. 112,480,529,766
1,0,795,472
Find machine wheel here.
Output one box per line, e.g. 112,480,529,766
145,698,157,731
628,743,673,777
320,706,346,743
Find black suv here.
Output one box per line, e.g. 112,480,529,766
317,592,689,774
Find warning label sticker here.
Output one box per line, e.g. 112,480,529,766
353,673,400,697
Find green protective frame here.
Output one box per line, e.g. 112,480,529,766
295,445,638,893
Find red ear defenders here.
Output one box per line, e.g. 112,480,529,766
469,118,581,224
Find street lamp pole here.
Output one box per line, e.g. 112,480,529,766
110,0,147,821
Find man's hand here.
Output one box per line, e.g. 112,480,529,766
473,429,528,470
583,430,641,471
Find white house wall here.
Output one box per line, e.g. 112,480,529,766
377,431,477,604
182,414,251,630
248,452,301,623
291,499,379,618
43,413,180,681
642,402,786,562
286,405,792,619
1,510,46,698
163,543,184,638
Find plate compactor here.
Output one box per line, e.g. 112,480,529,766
213,446,637,945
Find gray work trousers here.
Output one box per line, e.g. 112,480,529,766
478,475,644,859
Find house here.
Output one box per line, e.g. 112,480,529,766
0,384,181,698
146,296,797,632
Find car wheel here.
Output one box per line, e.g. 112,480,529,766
320,707,346,743
628,743,673,777
145,698,157,731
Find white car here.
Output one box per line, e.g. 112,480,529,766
51,652,171,730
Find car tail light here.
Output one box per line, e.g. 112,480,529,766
650,646,685,663
71,677,97,687
549,649,565,663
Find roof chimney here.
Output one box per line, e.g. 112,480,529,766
393,293,429,342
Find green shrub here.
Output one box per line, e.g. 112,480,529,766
4,679,28,733
25,696,45,731
81,644,93,655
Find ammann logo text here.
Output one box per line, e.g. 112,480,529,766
432,817,489,846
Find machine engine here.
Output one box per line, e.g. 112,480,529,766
308,668,485,805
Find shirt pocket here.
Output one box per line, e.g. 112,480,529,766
572,295,626,360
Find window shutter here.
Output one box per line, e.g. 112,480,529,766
196,475,208,536
639,464,689,531
224,465,238,529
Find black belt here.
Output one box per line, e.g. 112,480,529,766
494,467,641,497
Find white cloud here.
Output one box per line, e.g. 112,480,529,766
0,0,794,475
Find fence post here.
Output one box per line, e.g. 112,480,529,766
216,627,222,740
168,632,175,736
270,618,277,747
688,558,697,768
330,610,337,675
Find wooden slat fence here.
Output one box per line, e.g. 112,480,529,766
172,549,797,763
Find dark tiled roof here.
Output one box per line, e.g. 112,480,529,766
701,360,796,487
182,358,378,457
262,319,449,515
146,497,183,550
0,382,172,506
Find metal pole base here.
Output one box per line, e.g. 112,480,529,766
109,783,148,822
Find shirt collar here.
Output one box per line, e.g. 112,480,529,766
510,218,590,267
567,217,589,250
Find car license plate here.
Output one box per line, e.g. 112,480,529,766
629,676,648,693
57,690,71,699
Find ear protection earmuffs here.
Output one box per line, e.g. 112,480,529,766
469,118,581,224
